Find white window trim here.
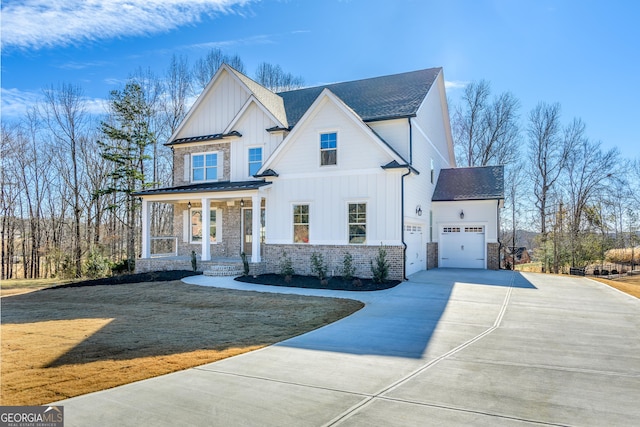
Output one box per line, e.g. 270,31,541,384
347,201,367,245
190,151,220,183
292,203,310,244
189,208,221,244
319,130,338,168
247,145,264,178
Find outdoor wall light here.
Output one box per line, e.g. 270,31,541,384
460,210,464,219
240,199,245,207
187,201,191,209
416,205,422,216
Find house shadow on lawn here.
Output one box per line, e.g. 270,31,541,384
276,269,536,359
1,277,364,369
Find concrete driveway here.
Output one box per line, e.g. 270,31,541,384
56,269,640,426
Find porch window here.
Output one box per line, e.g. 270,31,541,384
248,147,262,176
320,132,337,166
293,204,309,243
190,209,217,243
348,203,366,244
192,152,218,182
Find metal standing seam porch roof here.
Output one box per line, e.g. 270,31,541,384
432,165,504,201
134,180,271,197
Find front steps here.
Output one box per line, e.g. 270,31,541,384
203,263,244,277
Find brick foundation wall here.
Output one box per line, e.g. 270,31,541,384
136,258,265,275
427,242,438,269
487,242,500,270
263,244,404,281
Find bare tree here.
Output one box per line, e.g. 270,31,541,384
254,62,305,92
527,103,576,272
193,48,245,90
453,80,520,167
42,83,88,277
563,137,619,267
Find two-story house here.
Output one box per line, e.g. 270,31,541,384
135,65,503,280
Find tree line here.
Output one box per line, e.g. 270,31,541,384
453,80,640,272
1,50,304,279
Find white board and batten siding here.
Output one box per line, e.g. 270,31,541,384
175,69,250,140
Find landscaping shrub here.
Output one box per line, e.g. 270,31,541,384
371,246,389,284
279,251,294,281
84,250,111,279
341,252,356,281
310,252,328,282
241,252,250,276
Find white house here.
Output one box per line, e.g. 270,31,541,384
135,65,504,280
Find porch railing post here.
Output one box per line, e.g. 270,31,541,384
141,198,151,258
202,198,211,261
251,194,261,263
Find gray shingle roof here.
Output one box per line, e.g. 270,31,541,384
278,67,442,127
135,180,271,196
432,166,504,201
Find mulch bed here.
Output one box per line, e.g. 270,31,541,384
235,273,401,291
46,270,202,290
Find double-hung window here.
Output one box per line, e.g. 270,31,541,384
293,204,309,243
190,209,217,243
320,132,337,166
248,147,263,176
348,203,366,244
192,152,217,182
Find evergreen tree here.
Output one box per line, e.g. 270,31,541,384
98,82,155,270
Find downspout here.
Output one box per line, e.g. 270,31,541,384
497,199,502,270
401,167,411,281
408,117,413,165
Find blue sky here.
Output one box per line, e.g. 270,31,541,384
2,0,638,159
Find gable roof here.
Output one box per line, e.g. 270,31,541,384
166,64,287,145
258,88,412,175
432,165,504,201
278,67,442,128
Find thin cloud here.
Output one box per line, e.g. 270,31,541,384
1,88,107,119
1,0,254,51
445,80,468,90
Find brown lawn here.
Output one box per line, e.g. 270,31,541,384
0,281,363,406
592,274,640,298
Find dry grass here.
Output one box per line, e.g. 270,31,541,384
1,278,76,297
1,281,363,406
591,274,640,298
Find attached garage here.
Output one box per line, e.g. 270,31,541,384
439,225,485,269
431,166,504,270
405,224,425,276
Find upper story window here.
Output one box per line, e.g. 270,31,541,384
293,204,309,243
320,132,337,166
192,152,218,182
248,147,263,177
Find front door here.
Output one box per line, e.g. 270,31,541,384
242,208,265,256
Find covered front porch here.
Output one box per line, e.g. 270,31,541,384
136,181,270,274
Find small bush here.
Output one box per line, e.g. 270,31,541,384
191,251,197,272
111,259,134,275
85,250,111,279
341,252,356,281
371,246,390,284
279,251,294,277
310,252,328,281
241,252,250,276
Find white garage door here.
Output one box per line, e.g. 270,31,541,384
440,226,485,269
405,224,425,276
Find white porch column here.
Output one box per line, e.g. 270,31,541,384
201,198,211,261
251,194,261,263
141,199,151,258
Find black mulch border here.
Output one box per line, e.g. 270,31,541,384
235,273,401,291
45,271,203,290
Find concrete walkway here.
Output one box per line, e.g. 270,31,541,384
56,269,640,426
